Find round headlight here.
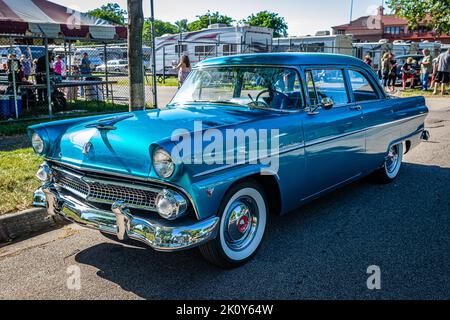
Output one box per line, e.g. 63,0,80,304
153,148,175,178
31,132,45,155
155,189,188,220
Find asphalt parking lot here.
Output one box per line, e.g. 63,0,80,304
0,98,449,300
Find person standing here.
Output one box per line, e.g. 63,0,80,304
419,49,432,91
54,55,66,81
381,52,391,91
401,57,415,91
173,55,191,87
20,54,31,81
79,52,92,97
35,51,53,102
433,48,450,95
431,57,439,88
387,52,398,92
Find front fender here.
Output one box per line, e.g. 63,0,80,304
186,164,281,220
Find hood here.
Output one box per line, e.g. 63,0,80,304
58,105,273,177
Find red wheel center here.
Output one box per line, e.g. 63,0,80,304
237,216,249,233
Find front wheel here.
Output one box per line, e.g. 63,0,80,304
199,180,267,268
375,143,403,183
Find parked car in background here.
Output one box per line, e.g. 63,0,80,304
96,59,128,73
29,53,429,268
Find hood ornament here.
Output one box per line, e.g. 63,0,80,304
82,142,93,155
85,114,134,131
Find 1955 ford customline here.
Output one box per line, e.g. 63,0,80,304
29,53,429,268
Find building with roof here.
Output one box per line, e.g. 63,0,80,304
332,6,450,44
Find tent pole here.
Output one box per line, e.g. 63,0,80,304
9,37,19,119
44,37,52,118
104,43,110,102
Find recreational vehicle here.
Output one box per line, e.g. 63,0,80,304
153,24,273,76
272,35,353,56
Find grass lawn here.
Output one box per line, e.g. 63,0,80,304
399,88,448,97
0,147,41,215
114,76,179,87
0,101,130,136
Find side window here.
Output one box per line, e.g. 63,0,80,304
348,69,380,102
309,69,349,106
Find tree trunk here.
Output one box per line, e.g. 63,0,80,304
127,0,145,110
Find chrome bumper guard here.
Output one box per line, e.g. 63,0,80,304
35,185,219,252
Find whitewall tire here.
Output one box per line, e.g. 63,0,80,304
375,142,403,183
199,180,267,268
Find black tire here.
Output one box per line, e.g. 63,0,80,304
199,180,268,268
374,143,403,184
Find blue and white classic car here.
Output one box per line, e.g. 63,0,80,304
29,53,429,268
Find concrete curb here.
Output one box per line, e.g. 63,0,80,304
0,208,67,243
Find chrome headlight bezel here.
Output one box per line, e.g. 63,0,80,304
31,132,45,155
152,147,175,179
155,189,188,220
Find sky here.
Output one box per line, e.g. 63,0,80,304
51,0,389,36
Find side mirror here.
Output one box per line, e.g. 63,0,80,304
321,97,334,110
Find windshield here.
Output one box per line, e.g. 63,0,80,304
170,66,303,110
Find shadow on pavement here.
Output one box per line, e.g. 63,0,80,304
75,163,450,299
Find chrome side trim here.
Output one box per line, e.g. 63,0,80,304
366,113,427,130
305,113,427,148
305,128,367,148
192,142,305,178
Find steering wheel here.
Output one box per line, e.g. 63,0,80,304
255,89,289,109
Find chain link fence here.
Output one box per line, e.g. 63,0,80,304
1,34,442,122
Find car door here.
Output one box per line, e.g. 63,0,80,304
301,67,366,200
346,68,394,173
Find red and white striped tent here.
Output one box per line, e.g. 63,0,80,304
0,0,127,40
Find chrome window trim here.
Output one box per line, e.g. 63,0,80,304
346,67,385,102
182,64,306,112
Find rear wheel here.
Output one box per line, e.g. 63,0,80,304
199,180,267,268
375,143,403,183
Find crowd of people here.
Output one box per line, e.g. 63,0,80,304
364,48,450,95
2,51,94,104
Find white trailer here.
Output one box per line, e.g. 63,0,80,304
272,35,354,56
353,40,393,70
153,24,273,76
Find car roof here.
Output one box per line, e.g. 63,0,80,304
197,53,369,69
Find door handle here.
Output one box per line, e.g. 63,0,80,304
350,105,362,111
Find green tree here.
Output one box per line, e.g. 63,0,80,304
187,12,234,31
387,0,450,35
87,3,126,25
175,19,189,33
241,11,288,37
143,19,178,40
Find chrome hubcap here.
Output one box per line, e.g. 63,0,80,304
224,196,259,251
385,145,399,173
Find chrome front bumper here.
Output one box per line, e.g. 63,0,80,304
35,185,219,252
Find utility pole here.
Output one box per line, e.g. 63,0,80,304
150,0,158,107
349,0,354,24
127,0,145,110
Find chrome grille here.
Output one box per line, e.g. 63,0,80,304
52,167,159,211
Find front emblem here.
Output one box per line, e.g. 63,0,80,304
82,142,93,155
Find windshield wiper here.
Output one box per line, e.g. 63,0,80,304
176,100,247,107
